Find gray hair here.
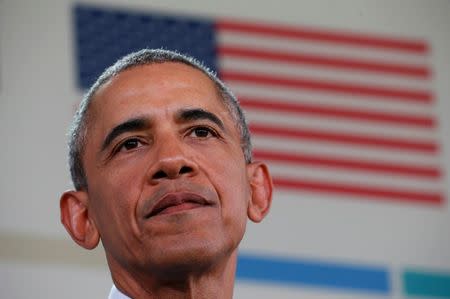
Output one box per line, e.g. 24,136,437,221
68,49,252,190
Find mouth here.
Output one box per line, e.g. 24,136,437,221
145,192,211,218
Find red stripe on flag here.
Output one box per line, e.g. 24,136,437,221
250,123,438,153
254,149,441,178
239,97,435,128
216,19,428,54
222,71,433,102
273,177,443,205
219,46,430,78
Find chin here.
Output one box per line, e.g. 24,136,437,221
144,236,236,279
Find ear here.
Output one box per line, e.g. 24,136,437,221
246,162,273,223
60,190,100,250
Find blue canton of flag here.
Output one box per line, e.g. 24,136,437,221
75,5,217,88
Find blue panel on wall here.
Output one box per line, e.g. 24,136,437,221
237,253,391,294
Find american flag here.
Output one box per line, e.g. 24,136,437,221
74,4,445,207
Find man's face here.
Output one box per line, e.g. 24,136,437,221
82,62,253,275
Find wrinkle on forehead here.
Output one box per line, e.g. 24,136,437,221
90,62,234,127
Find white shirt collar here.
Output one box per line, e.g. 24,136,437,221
108,285,132,299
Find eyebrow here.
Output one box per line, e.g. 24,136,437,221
177,108,225,130
101,117,151,151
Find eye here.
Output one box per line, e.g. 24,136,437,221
189,126,217,138
117,138,143,152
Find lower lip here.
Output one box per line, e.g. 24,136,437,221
156,202,205,216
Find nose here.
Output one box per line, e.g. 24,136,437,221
147,136,198,183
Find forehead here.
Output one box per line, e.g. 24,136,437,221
93,62,223,109
88,62,232,128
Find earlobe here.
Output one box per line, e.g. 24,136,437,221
60,190,100,250
246,162,273,223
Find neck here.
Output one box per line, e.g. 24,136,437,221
109,250,238,299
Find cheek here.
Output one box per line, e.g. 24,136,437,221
102,153,150,196
200,141,250,210
88,158,148,233
211,155,251,227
